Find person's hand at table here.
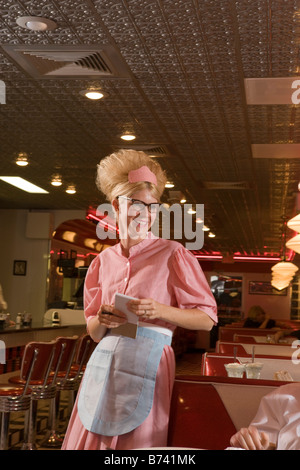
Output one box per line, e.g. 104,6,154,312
230,425,271,450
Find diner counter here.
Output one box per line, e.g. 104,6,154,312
0,322,87,348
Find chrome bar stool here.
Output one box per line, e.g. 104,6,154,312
60,334,95,411
21,338,68,450
40,336,79,448
43,334,95,447
0,340,56,450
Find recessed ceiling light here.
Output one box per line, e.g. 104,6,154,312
165,182,174,188
202,225,210,231
15,152,29,166
51,174,62,186
0,177,48,193
187,208,196,214
85,91,104,100
121,134,136,141
66,185,76,194
79,89,105,100
16,16,57,31
208,232,216,238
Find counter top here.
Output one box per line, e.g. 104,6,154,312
0,322,87,349
0,322,80,335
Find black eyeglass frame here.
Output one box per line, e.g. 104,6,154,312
117,196,160,213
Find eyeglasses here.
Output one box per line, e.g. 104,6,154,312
117,196,160,214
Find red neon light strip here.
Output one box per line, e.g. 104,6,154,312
233,256,281,261
194,255,223,260
86,213,118,233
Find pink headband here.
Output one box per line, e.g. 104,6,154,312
128,166,157,186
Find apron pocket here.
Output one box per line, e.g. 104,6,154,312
78,348,113,422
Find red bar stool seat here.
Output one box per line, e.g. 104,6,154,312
0,341,56,450
8,376,53,385
0,386,30,396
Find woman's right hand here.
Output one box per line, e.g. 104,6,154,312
229,425,270,450
97,304,128,329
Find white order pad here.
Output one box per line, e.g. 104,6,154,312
114,293,139,339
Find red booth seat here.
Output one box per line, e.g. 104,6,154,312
167,375,288,450
200,352,298,380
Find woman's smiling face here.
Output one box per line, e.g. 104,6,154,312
116,189,159,240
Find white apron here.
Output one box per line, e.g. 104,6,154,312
77,324,173,436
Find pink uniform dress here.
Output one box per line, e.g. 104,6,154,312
62,233,217,450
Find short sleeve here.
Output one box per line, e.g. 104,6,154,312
250,390,282,446
171,247,218,324
83,255,102,326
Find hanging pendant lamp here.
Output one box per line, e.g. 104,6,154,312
271,279,290,290
271,261,299,275
271,273,294,282
271,217,299,288
286,234,300,254
287,214,300,233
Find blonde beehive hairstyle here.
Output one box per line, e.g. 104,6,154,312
96,149,167,202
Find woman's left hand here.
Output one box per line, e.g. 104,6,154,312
127,298,214,331
127,298,162,320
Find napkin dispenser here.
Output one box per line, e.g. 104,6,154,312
52,311,60,325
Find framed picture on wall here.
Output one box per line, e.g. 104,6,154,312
249,281,287,296
13,260,27,276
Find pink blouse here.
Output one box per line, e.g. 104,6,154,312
84,233,218,331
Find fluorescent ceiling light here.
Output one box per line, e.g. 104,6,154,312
252,143,300,159
0,177,48,193
244,77,300,105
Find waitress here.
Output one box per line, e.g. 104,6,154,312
62,149,217,450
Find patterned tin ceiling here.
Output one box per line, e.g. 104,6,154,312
0,0,300,258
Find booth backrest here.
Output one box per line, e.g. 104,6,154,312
216,341,295,358
201,352,300,381
168,375,286,450
233,334,264,343
216,341,249,356
201,353,237,376
219,327,275,342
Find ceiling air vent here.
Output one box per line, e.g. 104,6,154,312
114,145,170,158
203,181,250,190
1,45,130,79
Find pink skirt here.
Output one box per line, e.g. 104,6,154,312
61,345,175,450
